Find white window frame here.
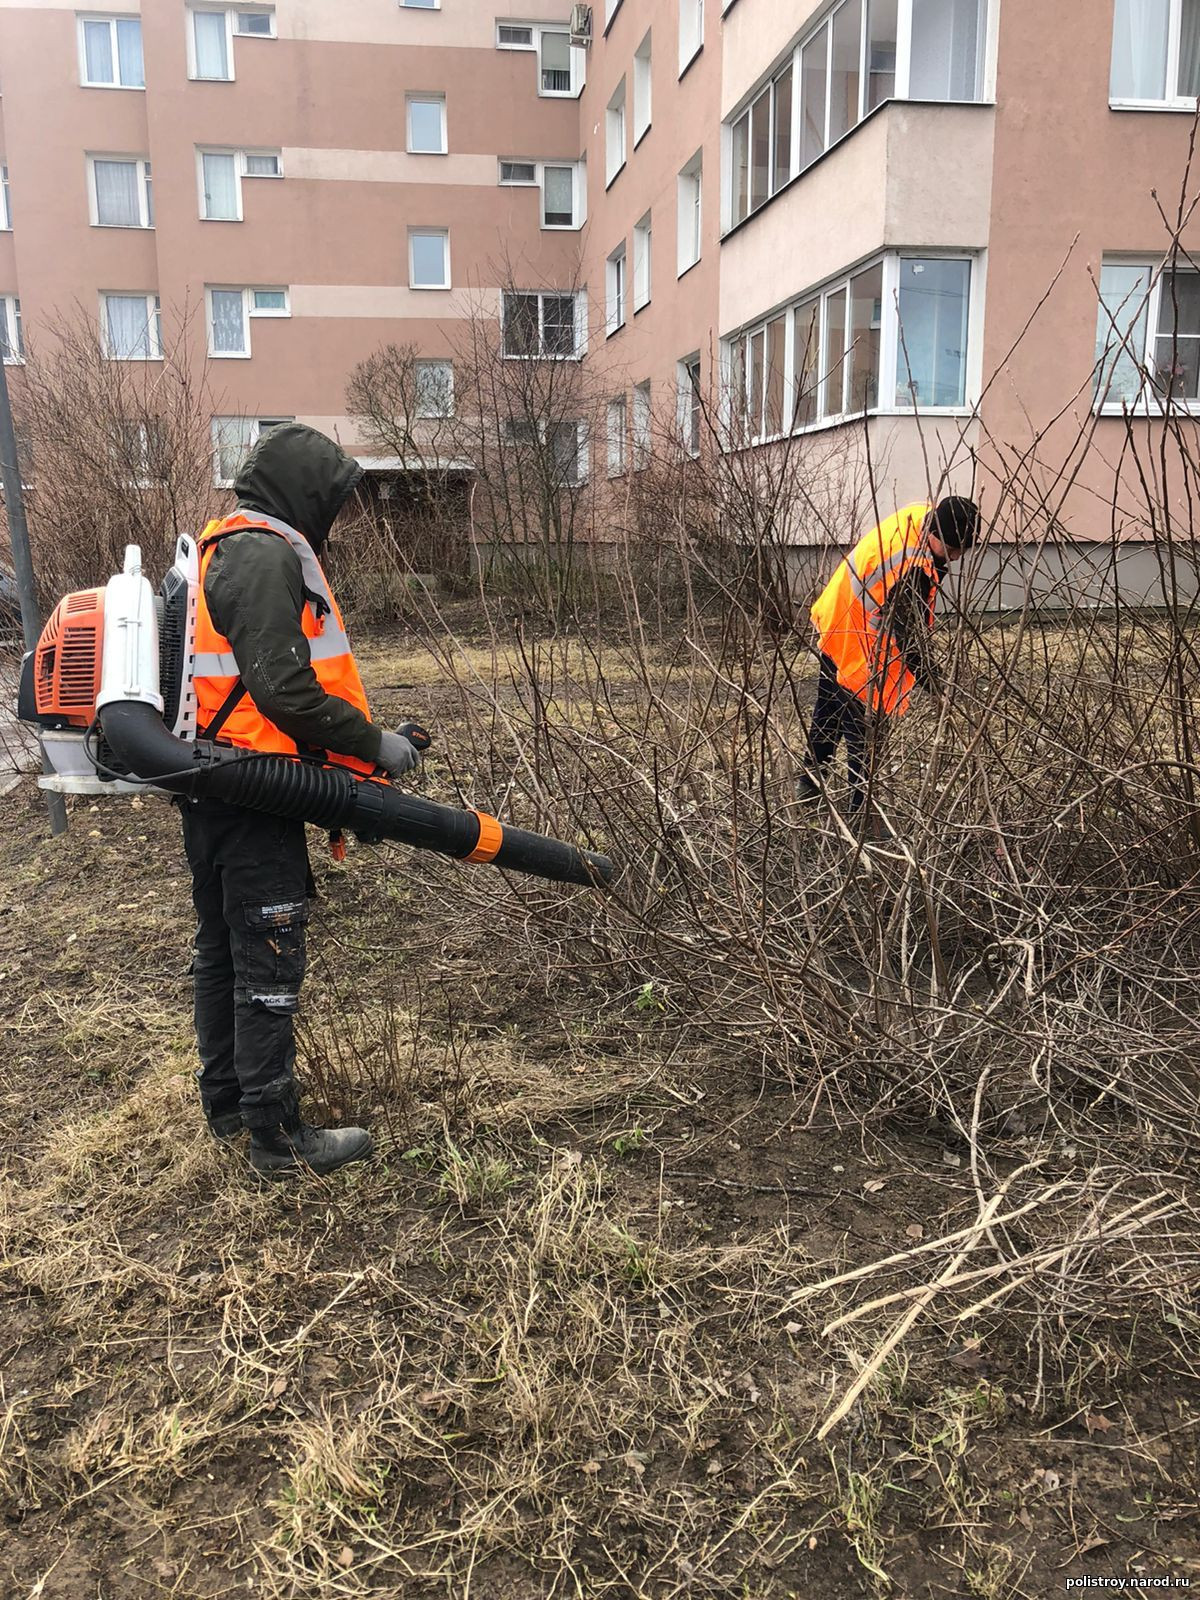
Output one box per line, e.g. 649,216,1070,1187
725,59,797,232
499,158,538,184
415,358,455,419
677,150,702,276
606,243,627,336
211,415,293,487
1110,0,1198,108
505,416,588,485
633,211,652,310
633,29,653,143
496,21,535,48
187,6,235,80
233,6,276,36
196,147,285,221
408,227,451,289
677,353,702,456
402,0,441,9
1094,256,1200,414
501,289,586,360
77,14,145,89
100,292,163,360
678,0,704,75
243,150,283,178
537,25,583,96
249,286,290,317
0,296,23,364
632,379,652,469
406,93,448,155
0,165,10,232
606,77,627,185
607,394,628,477
87,154,153,228
540,160,585,229
722,248,979,445
206,286,252,358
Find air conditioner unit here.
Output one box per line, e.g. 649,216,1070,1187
570,4,592,45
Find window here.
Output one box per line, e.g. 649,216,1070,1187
0,166,10,232
678,353,702,455
1111,0,1200,103
407,94,447,154
633,380,652,468
634,30,653,141
540,28,574,94
198,148,284,219
605,0,621,24
114,419,168,488
0,296,23,364
677,150,702,275
727,252,972,440
212,416,292,486
409,228,450,288
679,0,703,72
190,8,232,78
207,287,250,356
607,395,627,476
250,287,289,314
504,417,588,485
606,243,627,335
497,22,535,47
1094,261,1200,408
234,7,275,34
542,163,579,227
415,359,454,418
89,156,153,227
606,78,627,184
79,15,144,87
732,0,985,210
500,159,538,184
403,0,439,8
633,212,652,310
502,290,583,358
102,293,161,360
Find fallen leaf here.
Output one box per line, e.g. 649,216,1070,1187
624,1450,648,1476
582,1460,601,1476
1079,1533,1110,1555
941,1148,962,1168
783,1321,802,1336
337,1547,354,1569
1039,1468,1061,1493
863,1179,887,1194
1017,1508,1034,1532
905,1223,924,1240
807,1536,818,1551
705,1457,723,1476
1084,1412,1116,1436
269,1376,287,1399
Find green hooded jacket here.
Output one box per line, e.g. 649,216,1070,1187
203,423,382,764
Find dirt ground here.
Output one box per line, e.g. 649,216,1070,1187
1,634,1197,1600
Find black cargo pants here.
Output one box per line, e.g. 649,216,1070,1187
179,798,312,1130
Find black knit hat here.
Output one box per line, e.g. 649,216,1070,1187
931,496,981,552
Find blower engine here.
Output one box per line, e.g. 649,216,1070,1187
17,541,613,890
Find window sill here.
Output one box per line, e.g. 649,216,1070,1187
542,222,582,231
678,43,703,83
676,257,701,282
105,355,165,364
633,122,651,150
1109,98,1199,113
209,351,252,360
605,320,626,340
188,74,236,83
81,82,146,91
1095,401,1200,417
602,0,622,36
2,355,25,366
633,296,651,315
409,284,452,292
538,88,581,100
92,222,155,230
605,160,626,192
201,216,244,223
502,353,583,363
407,148,449,157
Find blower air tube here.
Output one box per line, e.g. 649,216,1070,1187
98,702,613,890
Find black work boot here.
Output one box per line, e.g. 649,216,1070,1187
247,1085,373,1179
795,772,823,807
207,1109,244,1143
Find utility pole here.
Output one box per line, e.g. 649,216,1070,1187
0,352,68,836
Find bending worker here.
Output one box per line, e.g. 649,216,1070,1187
797,496,980,812
183,423,423,1178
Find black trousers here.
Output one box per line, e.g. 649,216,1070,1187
180,799,312,1129
804,653,880,810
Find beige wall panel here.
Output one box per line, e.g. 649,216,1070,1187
283,149,498,186
280,0,573,47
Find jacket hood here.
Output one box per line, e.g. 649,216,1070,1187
233,423,364,550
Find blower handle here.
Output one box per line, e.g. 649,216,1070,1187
396,720,433,753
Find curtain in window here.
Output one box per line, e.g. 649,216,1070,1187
540,30,571,91
1153,270,1200,400
1110,0,1170,99
94,160,140,225
1094,265,1152,404
215,418,255,482
896,258,970,407
910,0,983,99
83,20,114,83
193,10,230,78
116,19,144,86
202,153,239,219
1179,0,1200,94
106,296,152,359
542,165,574,224
210,290,245,353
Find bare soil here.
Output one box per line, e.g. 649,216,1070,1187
1,634,1197,1600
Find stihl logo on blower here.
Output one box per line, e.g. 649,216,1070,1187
16,542,613,890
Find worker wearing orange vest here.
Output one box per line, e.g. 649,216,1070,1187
797,497,980,812
182,424,424,1178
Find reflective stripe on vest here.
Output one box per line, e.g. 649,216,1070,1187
193,512,377,778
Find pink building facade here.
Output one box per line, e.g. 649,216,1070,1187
0,0,1197,588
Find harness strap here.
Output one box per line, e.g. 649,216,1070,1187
199,676,248,742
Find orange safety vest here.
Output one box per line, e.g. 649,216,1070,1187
193,510,378,779
810,503,938,718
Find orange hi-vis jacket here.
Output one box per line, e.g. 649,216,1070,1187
810,503,938,718
193,510,378,779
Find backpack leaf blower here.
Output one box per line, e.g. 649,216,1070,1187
17,542,614,890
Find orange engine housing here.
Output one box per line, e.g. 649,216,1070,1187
34,588,106,728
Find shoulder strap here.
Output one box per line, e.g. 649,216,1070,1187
198,676,247,741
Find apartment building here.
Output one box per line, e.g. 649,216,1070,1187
0,0,1197,575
